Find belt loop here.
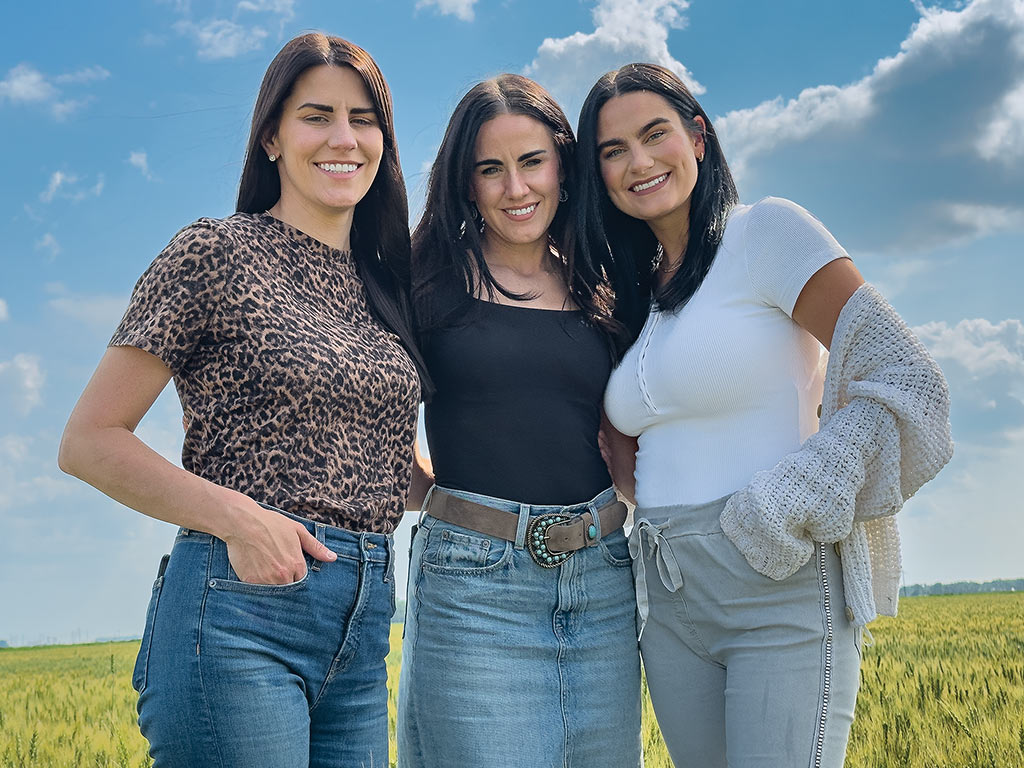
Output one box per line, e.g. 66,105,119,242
588,502,603,541
311,522,326,571
420,485,436,525
514,503,530,549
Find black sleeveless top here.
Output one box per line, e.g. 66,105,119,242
424,299,613,505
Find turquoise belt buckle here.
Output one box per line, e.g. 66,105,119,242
526,513,573,568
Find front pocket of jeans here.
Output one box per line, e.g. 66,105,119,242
598,530,632,567
421,527,511,574
132,574,165,694
210,557,312,594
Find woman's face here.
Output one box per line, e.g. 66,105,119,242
264,65,384,220
596,91,704,228
469,113,562,253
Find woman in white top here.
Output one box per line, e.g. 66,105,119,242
575,63,951,767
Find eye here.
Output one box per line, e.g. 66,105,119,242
304,114,329,124
523,157,542,168
352,115,377,127
480,166,501,176
647,130,666,142
602,147,625,160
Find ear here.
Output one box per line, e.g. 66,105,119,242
261,128,280,161
691,115,707,156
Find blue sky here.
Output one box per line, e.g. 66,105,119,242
1,0,1020,645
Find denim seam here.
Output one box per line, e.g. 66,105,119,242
811,542,834,768
312,555,372,710
195,535,227,768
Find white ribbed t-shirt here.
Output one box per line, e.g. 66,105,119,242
604,197,850,507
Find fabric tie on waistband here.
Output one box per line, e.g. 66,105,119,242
629,518,684,640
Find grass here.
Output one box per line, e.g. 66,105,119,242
2,593,1022,767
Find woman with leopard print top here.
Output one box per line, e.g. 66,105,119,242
59,33,427,767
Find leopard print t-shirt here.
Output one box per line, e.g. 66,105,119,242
110,213,420,532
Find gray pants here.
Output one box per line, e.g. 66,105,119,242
630,496,861,768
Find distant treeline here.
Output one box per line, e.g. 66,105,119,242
900,578,1024,597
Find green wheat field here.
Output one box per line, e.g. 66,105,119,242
1,592,1022,767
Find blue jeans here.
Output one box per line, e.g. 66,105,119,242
133,506,395,768
397,486,642,768
631,495,862,768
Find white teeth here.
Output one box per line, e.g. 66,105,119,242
506,204,537,216
317,162,358,173
631,174,667,192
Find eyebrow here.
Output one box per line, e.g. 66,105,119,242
474,148,548,168
295,103,376,116
596,117,671,152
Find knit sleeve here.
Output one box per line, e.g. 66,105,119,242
109,218,234,376
743,197,850,316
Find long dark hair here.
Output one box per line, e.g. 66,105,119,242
237,32,431,395
411,74,625,357
576,63,738,346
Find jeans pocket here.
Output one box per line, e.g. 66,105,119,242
598,529,632,567
132,556,168,694
421,524,512,575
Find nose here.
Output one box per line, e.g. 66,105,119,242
328,121,358,151
504,169,529,200
628,144,655,174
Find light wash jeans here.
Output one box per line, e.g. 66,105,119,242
631,495,862,768
133,505,395,768
397,486,642,768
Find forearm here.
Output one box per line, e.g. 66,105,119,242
405,442,434,510
58,423,249,540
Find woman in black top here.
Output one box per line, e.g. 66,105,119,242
396,74,641,768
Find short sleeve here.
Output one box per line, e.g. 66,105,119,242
742,197,850,316
109,218,234,375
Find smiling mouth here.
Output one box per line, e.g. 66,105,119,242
315,162,360,174
503,203,538,218
630,173,669,193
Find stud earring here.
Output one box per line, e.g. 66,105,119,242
268,154,277,162
558,186,569,202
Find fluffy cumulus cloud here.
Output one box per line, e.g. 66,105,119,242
714,0,1024,253
174,19,268,60
0,63,109,120
0,298,8,322
47,284,128,333
525,0,701,119
0,355,45,416
416,0,478,22
171,0,295,60
915,317,1024,441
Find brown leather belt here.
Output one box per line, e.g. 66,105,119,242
425,489,628,568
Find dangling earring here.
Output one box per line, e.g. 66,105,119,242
558,186,569,202
697,152,705,163
470,201,479,219
268,153,278,162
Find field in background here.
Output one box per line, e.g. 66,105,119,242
1,593,1022,767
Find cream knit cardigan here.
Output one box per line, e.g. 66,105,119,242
719,283,954,626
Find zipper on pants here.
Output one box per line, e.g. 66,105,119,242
813,542,833,768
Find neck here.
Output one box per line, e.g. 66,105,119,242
481,233,554,276
269,197,354,251
648,203,690,285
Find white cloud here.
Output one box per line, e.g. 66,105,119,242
129,150,153,180
175,18,267,60
0,354,45,415
0,299,8,322
53,66,111,85
236,0,296,19
525,0,701,119
713,0,1024,253
0,63,106,120
39,170,103,203
868,256,932,300
416,0,477,22
915,317,1024,381
48,288,128,331
40,171,75,203
35,233,60,260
